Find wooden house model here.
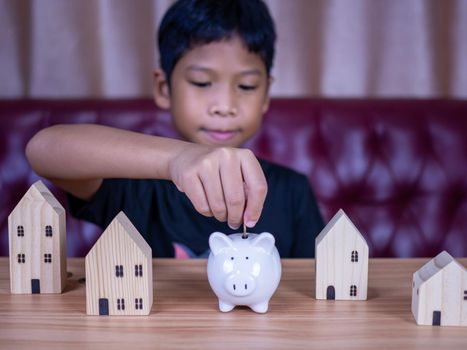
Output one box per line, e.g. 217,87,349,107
315,209,369,300
85,211,153,315
8,180,67,294
412,251,467,326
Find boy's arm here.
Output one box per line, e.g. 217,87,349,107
25,124,266,229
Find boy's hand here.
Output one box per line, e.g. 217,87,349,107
169,145,267,229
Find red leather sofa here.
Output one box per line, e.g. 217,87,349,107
1,99,466,257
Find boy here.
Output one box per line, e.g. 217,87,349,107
26,0,323,258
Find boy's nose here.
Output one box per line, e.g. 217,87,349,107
208,105,237,117
209,85,238,117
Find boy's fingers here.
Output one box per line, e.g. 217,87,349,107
220,159,245,230
199,171,227,222
240,154,267,227
183,176,213,218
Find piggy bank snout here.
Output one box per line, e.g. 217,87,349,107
223,274,256,297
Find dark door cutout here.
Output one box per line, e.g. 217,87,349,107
327,286,335,300
432,311,441,326
31,279,40,294
99,298,109,315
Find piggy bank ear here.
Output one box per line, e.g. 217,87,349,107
251,232,276,254
209,232,233,256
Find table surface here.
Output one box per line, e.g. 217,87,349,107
0,257,466,350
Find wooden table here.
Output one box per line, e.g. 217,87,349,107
0,257,466,349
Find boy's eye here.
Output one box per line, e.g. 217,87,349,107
189,81,211,88
238,84,257,91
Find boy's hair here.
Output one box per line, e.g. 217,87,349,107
158,0,276,83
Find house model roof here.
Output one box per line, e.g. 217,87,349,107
315,209,367,246
415,251,466,283
86,211,151,258
10,180,64,216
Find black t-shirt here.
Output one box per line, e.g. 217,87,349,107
68,158,324,258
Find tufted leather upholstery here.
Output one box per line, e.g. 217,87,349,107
1,99,466,257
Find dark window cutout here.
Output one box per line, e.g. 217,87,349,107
45,225,53,237
115,265,124,277
117,298,125,310
135,264,143,277
17,226,24,237
351,250,359,262
44,253,52,263
17,253,25,263
135,298,143,310
350,285,357,297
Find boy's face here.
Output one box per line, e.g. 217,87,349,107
154,36,271,148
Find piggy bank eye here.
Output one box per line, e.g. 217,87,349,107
230,257,234,260
245,257,249,260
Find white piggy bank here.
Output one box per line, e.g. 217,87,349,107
207,231,282,313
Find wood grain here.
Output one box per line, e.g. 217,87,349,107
1,258,467,349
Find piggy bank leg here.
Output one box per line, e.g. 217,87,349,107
219,300,235,312
250,301,269,313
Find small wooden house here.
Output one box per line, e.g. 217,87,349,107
8,180,67,294
315,209,369,300
85,211,153,315
412,251,467,326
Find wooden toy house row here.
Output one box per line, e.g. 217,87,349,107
86,211,153,316
8,180,67,294
412,251,467,326
315,209,369,300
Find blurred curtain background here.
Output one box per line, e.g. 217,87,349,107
0,0,466,99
